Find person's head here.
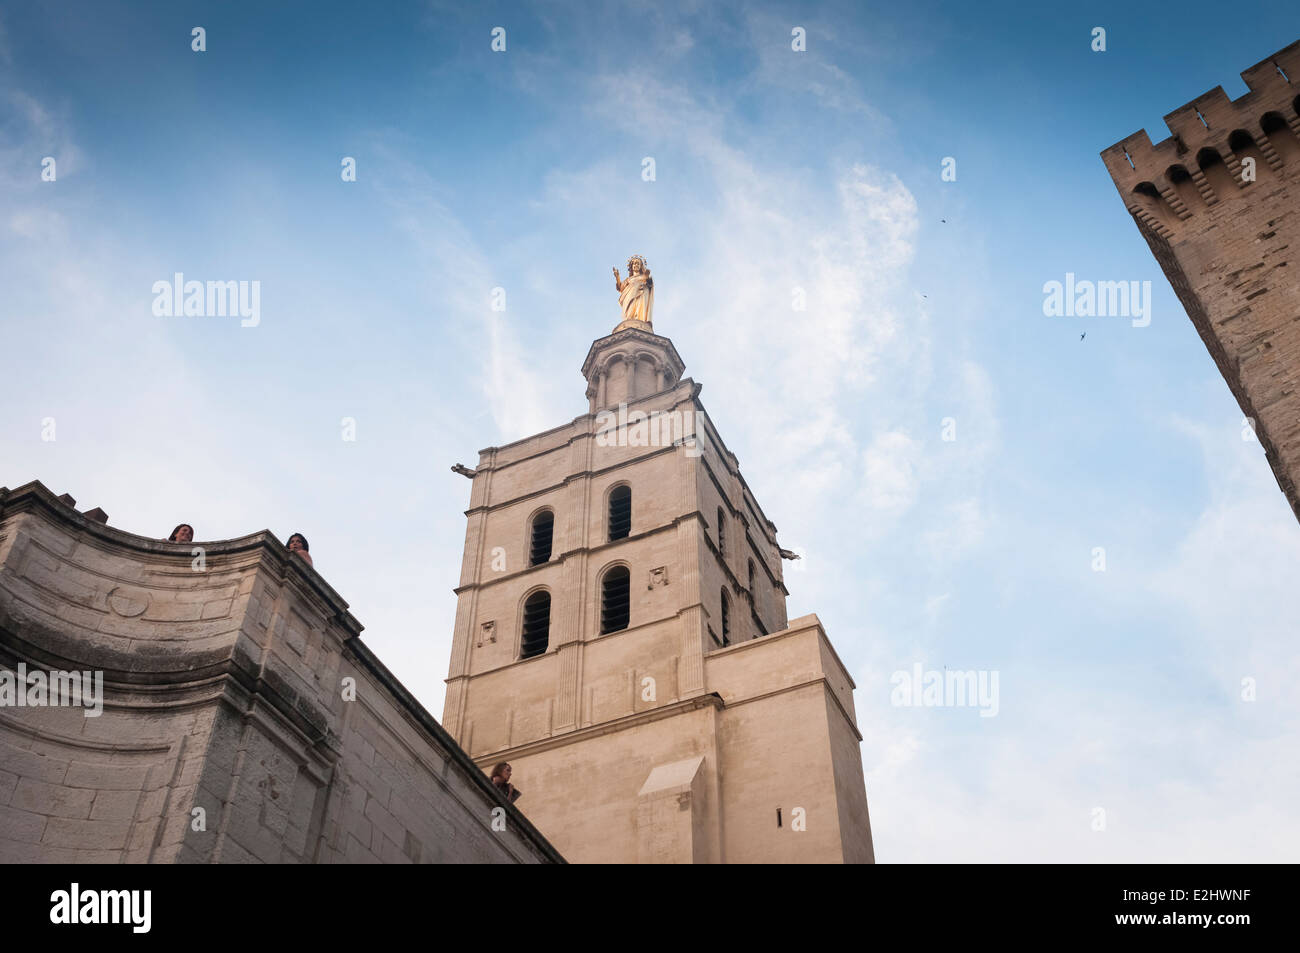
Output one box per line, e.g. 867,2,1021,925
287,533,309,553
169,524,194,543
490,762,511,783
627,255,647,276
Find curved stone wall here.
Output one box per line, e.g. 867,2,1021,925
0,481,561,864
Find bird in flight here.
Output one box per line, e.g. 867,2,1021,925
1080,332,1086,341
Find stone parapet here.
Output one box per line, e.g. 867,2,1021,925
0,481,562,864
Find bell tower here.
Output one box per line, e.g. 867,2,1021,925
442,275,875,863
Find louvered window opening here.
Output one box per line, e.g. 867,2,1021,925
521,591,551,658
608,486,632,541
530,512,553,566
717,508,726,556
601,567,631,634
720,589,731,644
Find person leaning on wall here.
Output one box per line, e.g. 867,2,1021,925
286,532,313,567
490,762,522,804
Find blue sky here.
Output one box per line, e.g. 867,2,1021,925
3,0,1299,861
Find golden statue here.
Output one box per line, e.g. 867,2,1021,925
612,255,654,330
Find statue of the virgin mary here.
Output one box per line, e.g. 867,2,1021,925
612,255,653,330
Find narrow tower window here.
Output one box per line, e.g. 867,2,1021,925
520,591,551,658
748,558,755,591
717,507,726,556
720,588,731,645
529,511,553,567
608,485,631,541
600,566,631,634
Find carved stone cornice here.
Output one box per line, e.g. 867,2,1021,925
581,326,685,381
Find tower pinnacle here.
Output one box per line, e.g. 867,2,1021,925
581,323,685,415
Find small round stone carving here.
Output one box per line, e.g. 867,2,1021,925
108,586,150,617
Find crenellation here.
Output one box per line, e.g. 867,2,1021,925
1243,54,1295,94
1105,42,1300,216
1165,86,1235,140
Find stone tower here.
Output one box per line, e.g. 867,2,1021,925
1101,39,1300,522
441,310,875,863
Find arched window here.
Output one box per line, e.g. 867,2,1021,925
600,566,631,634
1261,111,1300,162
1229,128,1272,182
720,588,731,645
1164,163,1201,210
717,507,726,556
520,591,551,658
1196,147,1236,200
608,485,631,541
529,511,553,567
1129,181,1176,234
1229,128,1261,152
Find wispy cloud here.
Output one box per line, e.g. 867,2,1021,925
368,138,558,442
7,1,1294,864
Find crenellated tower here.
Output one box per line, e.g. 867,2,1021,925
1101,39,1300,522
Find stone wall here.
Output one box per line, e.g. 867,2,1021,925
0,481,562,864
460,615,872,863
